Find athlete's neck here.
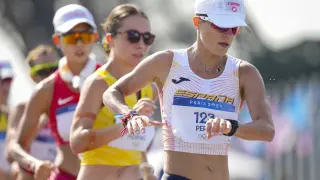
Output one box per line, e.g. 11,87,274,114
65,57,88,75
191,41,226,68
106,55,134,79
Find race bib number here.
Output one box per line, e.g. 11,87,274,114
108,115,155,152
56,104,77,142
171,97,236,144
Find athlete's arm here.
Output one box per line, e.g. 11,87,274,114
70,74,125,154
235,61,275,142
103,50,173,114
5,104,45,164
9,81,52,170
5,103,25,163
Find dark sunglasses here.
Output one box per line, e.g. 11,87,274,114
198,16,240,35
114,30,155,45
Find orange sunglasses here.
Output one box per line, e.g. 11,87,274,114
61,31,97,45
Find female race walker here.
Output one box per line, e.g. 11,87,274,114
9,4,100,180
0,62,14,180
6,45,59,180
103,0,275,180
70,4,158,180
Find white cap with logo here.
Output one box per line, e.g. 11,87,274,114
53,4,97,33
195,0,248,28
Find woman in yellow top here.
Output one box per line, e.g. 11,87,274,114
70,4,159,180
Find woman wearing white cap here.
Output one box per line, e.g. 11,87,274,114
103,0,275,179
9,4,100,180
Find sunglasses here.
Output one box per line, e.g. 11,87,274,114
198,16,240,35
61,31,95,45
30,61,58,77
114,30,155,46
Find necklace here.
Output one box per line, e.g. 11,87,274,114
193,52,226,73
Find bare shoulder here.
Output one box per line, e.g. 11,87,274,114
142,50,174,84
83,71,109,92
30,74,55,109
144,50,174,65
79,70,109,105
35,74,55,94
77,70,109,112
239,61,260,75
238,60,266,100
239,60,264,84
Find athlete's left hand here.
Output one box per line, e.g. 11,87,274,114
206,118,232,139
127,115,164,135
133,98,157,117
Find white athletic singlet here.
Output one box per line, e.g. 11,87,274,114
161,49,242,156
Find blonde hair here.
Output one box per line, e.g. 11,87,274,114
26,45,58,67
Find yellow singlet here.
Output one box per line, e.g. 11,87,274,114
80,68,153,166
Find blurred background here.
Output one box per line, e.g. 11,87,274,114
0,0,319,180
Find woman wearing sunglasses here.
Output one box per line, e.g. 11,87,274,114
70,4,158,180
5,45,59,180
103,0,275,180
9,4,100,180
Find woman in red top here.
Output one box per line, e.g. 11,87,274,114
8,4,100,180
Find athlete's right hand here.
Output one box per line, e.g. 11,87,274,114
33,161,55,180
127,115,165,135
133,98,157,117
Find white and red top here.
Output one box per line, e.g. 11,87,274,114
48,64,100,146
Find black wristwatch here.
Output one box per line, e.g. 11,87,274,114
223,119,239,136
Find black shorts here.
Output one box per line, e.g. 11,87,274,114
161,173,191,180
